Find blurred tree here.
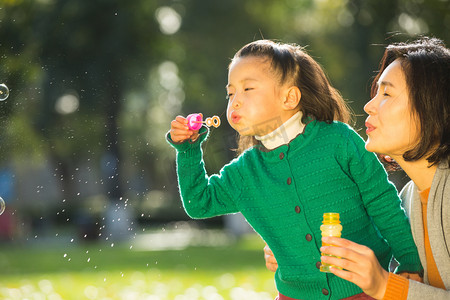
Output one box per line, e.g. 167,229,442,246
1,0,161,203
0,0,448,226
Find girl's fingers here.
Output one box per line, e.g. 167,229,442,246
170,127,193,143
175,115,188,124
171,127,192,135
171,118,189,130
170,116,193,142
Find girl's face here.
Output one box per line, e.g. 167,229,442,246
226,56,289,136
364,59,419,160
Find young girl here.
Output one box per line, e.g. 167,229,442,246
167,40,422,299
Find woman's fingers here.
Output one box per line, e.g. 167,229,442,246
263,244,273,255
321,252,359,272
320,237,389,299
322,236,370,252
321,237,374,266
263,244,278,272
328,265,361,284
398,272,423,282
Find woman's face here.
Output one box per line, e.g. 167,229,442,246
226,56,288,136
364,59,419,159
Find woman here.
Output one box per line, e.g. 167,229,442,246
265,37,449,299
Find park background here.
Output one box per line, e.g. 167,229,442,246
0,0,449,299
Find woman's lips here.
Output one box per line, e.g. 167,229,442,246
365,122,376,134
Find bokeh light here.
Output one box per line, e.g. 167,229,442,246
0,83,9,101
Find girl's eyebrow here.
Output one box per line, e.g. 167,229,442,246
226,78,259,89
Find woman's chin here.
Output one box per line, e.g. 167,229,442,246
364,140,380,154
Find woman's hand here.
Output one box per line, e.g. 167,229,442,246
170,115,201,143
320,236,389,300
398,272,423,282
264,244,278,272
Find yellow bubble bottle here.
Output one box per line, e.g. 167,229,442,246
320,212,343,272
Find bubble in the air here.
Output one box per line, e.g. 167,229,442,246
0,83,9,101
0,197,5,215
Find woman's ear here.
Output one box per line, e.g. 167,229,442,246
283,86,301,110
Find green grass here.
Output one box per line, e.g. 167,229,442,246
0,234,277,300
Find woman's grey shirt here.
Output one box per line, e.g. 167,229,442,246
400,162,449,299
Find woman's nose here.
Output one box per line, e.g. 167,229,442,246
364,97,376,115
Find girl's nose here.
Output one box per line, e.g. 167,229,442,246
231,93,241,109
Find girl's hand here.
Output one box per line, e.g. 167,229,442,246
170,114,201,143
264,244,278,272
320,236,389,300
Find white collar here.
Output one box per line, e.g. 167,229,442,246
255,111,305,150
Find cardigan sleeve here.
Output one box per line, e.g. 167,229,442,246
166,127,241,219
344,127,423,273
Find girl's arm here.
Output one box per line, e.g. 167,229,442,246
344,129,422,273
167,122,241,219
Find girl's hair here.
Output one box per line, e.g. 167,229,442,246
371,37,450,166
231,40,352,154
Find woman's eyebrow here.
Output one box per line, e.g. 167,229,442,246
377,80,395,88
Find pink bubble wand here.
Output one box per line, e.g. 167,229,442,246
186,113,221,130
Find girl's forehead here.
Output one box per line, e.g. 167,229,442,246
228,56,275,79
230,55,271,68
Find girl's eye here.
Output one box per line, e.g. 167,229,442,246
226,93,234,100
244,88,253,91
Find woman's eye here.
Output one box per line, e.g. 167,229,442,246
244,88,253,91
226,93,234,100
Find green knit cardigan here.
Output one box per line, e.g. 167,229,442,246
167,120,423,300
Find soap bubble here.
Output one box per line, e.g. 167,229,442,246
0,83,9,101
0,197,5,215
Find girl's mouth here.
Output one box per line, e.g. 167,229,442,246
231,112,241,124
